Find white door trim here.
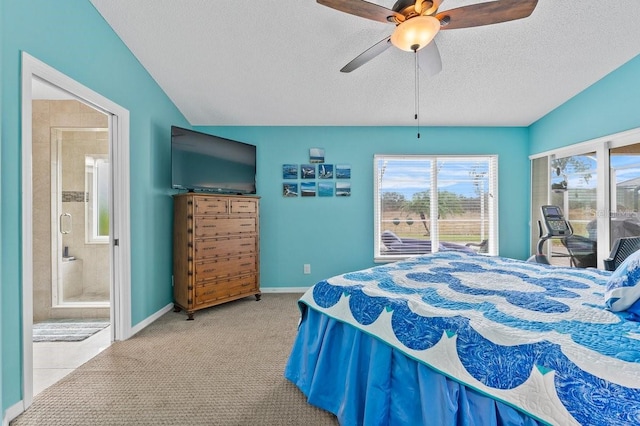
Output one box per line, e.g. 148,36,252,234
20,52,132,410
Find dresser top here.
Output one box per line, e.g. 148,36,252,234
173,192,260,199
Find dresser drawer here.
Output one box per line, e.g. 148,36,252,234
230,199,257,215
194,197,228,215
194,236,256,260
194,275,258,306
194,217,256,237
194,254,256,282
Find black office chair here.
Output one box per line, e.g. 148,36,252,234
561,235,597,268
604,236,640,271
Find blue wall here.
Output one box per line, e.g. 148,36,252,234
4,0,638,419
530,54,640,154
1,0,189,411
2,2,531,413
196,126,531,287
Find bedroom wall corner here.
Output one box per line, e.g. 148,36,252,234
529,53,640,154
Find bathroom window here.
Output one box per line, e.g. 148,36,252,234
85,155,110,243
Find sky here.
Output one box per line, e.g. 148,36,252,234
378,158,490,199
554,154,640,189
378,154,640,201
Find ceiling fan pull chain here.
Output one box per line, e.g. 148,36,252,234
414,47,420,139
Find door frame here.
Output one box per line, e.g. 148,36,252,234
529,127,640,267
20,52,132,409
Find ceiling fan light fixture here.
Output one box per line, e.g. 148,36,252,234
390,15,440,52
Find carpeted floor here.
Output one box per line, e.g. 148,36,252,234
11,293,338,426
32,320,110,342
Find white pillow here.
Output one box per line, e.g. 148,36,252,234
605,249,640,312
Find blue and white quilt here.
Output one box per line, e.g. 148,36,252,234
299,251,640,425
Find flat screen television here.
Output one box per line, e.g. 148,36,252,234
171,126,256,194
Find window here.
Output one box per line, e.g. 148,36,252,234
530,131,640,268
610,144,640,244
374,155,498,261
85,155,110,243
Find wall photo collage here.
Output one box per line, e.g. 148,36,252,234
282,148,351,197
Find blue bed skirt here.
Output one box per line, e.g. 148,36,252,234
285,306,544,426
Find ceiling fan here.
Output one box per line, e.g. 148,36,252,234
318,0,538,75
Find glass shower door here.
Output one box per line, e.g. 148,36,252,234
53,128,110,306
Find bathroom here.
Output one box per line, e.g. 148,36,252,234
32,98,111,321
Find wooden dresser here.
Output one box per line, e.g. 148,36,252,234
173,193,261,320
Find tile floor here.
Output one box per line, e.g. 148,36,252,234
32,325,111,396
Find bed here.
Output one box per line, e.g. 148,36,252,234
284,251,640,425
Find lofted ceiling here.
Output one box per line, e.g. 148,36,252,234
87,0,640,127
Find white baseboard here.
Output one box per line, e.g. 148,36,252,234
3,399,25,426
128,303,174,338
260,287,310,294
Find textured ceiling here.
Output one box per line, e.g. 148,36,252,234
88,0,640,127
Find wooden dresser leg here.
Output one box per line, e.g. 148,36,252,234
186,312,194,321
173,304,182,313
255,293,262,301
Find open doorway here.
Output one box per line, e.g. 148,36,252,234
31,99,112,394
21,52,132,409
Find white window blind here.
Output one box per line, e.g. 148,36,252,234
374,155,498,261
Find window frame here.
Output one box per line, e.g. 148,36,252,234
529,127,640,268
374,154,499,262
85,154,110,244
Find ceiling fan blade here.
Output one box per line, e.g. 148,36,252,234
436,0,537,30
340,36,392,73
418,40,442,76
317,0,403,24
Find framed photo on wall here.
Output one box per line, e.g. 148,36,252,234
318,182,333,197
318,164,333,179
309,148,325,163
336,182,351,196
336,164,351,179
301,164,316,179
283,164,298,179
301,182,316,196
283,183,298,197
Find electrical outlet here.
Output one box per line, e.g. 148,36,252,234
304,264,311,274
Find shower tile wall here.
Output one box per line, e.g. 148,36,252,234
32,100,109,321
